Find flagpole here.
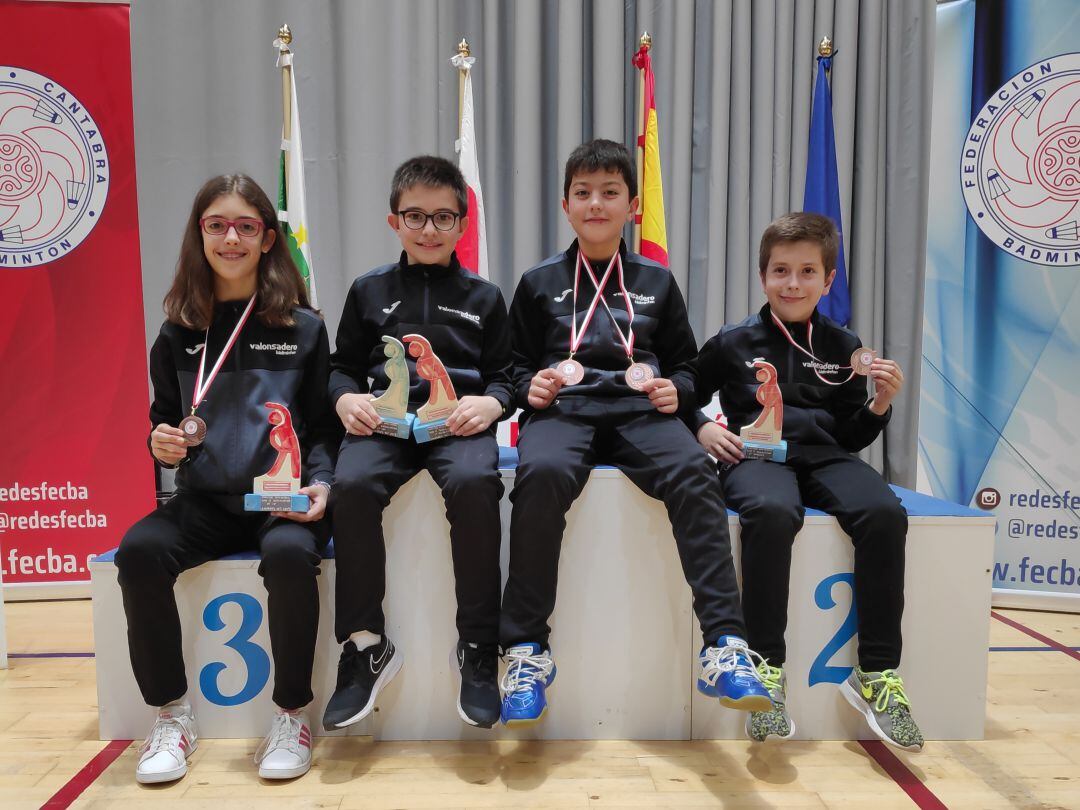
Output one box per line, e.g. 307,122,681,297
633,31,651,253
456,38,471,139
278,23,293,188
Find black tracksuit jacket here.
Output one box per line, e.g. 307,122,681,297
329,252,514,416
684,303,890,450
509,239,698,421
148,302,340,493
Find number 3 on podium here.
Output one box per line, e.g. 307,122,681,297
199,592,272,706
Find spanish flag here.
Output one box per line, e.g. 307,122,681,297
632,39,669,267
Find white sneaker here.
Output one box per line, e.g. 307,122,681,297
255,709,312,779
135,705,198,784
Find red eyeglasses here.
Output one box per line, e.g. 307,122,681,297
199,216,265,238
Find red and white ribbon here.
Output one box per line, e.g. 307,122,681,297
769,310,856,386
192,296,257,412
577,251,637,361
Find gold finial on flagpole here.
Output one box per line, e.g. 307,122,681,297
640,31,652,51
818,36,833,57
278,23,292,47
458,38,471,58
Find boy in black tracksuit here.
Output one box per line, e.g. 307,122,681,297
687,212,923,750
498,139,772,727
323,156,513,731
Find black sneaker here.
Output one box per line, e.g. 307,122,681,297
451,641,500,728
321,637,402,730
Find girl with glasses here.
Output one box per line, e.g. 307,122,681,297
114,174,341,783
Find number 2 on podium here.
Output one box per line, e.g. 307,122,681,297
809,572,858,687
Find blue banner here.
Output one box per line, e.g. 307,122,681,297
919,0,1080,605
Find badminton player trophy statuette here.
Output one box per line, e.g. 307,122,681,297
403,333,458,443
739,358,788,463
244,402,310,511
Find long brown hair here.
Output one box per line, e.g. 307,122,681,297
163,174,311,330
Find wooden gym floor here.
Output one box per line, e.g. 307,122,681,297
1,600,1077,809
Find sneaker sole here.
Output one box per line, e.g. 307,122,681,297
839,679,923,752
744,714,797,742
331,648,404,729
502,705,548,727
719,694,773,713
258,758,312,780
135,740,197,784
449,648,497,729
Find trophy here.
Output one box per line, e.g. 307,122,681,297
371,336,415,439
739,358,788,462
403,333,458,443
244,402,310,511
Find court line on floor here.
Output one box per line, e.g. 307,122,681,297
858,740,948,809
41,738,132,809
989,645,1080,652
9,652,95,658
991,611,1080,662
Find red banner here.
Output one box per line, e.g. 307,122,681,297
0,1,153,586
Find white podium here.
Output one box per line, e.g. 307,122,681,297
91,462,994,741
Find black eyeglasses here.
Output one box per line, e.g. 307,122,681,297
396,209,462,232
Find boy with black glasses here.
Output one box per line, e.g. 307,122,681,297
323,155,513,731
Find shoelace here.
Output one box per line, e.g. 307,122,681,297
336,645,361,685
468,645,499,682
500,648,554,693
700,643,766,687
139,716,185,757
756,662,784,693
254,712,304,764
866,669,912,713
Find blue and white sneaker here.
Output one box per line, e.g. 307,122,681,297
500,643,556,726
697,635,773,713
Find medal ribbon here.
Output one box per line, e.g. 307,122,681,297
769,310,856,386
568,251,620,357
578,251,637,362
192,296,257,412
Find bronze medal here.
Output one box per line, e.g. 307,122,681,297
179,414,207,446
625,362,655,391
850,347,877,376
557,358,585,386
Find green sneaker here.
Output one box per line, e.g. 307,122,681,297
745,662,795,742
840,666,924,751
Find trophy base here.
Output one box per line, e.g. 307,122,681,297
412,417,452,443
244,493,310,512
741,439,788,463
374,414,415,439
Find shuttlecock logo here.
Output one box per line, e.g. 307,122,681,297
960,53,1080,268
0,67,109,269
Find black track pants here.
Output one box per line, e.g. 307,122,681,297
500,410,745,649
116,492,327,710
331,431,503,645
721,447,907,671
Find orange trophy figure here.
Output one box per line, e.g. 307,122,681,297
245,401,310,511
739,358,788,462
402,333,458,442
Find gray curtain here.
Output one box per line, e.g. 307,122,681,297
132,0,933,484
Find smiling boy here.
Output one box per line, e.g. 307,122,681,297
687,212,923,750
498,139,772,726
323,156,513,731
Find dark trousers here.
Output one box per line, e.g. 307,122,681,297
721,446,907,671
115,492,328,710
331,432,503,645
500,410,745,649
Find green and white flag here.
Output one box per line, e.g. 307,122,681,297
274,35,317,307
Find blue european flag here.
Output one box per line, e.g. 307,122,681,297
803,54,850,327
